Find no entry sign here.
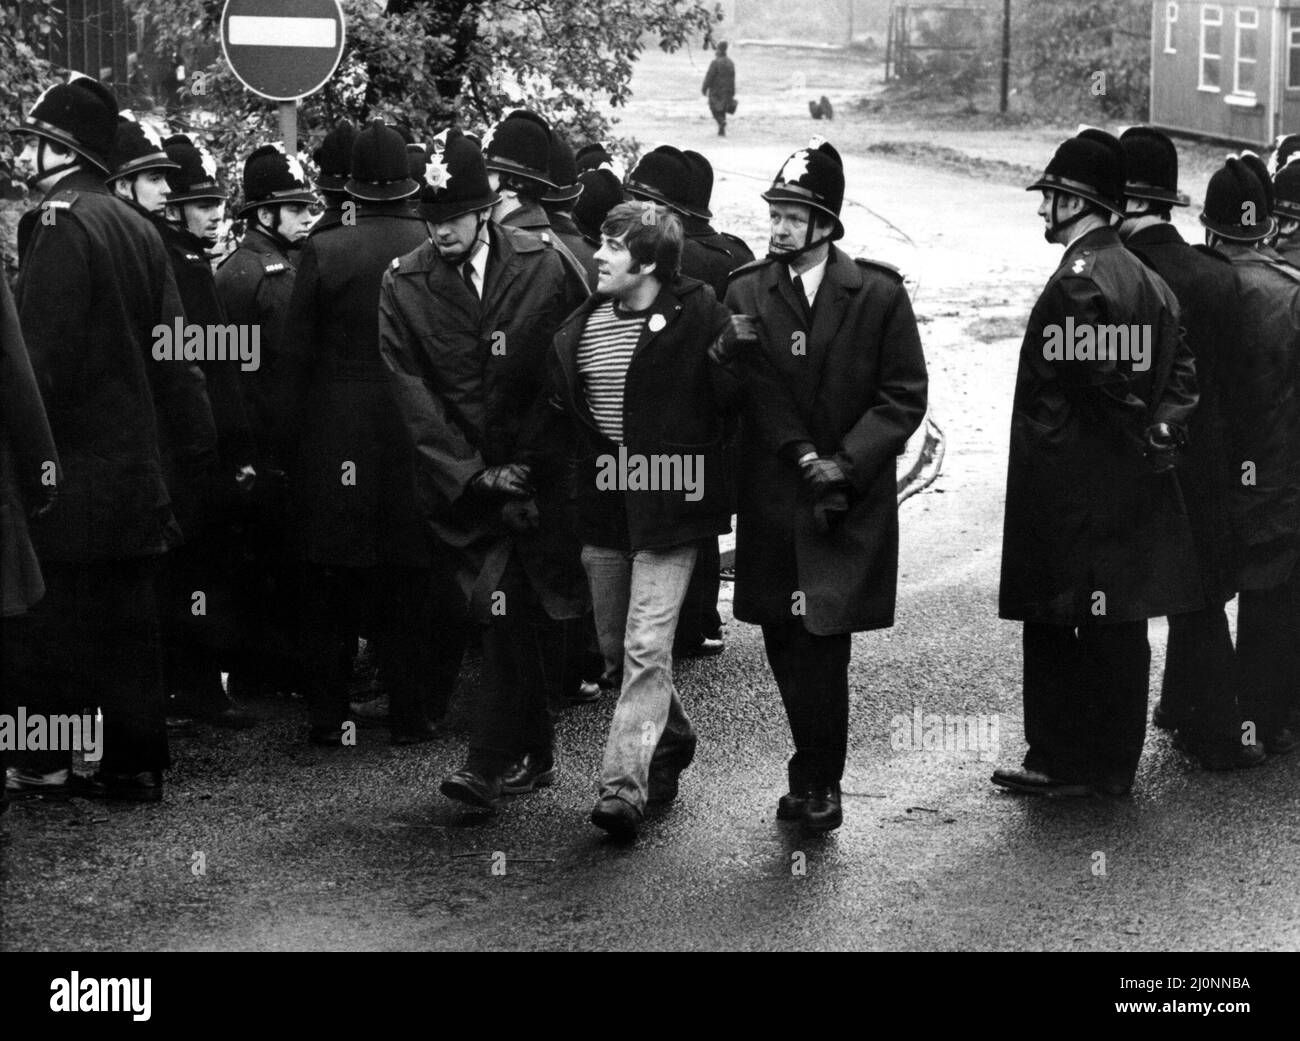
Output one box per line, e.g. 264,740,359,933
220,0,346,102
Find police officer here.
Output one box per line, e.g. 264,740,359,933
1271,160,1300,266
483,110,587,283
282,121,453,746
309,119,357,237
1199,157,1300,755
216,143,317,698
726,139,929,832
155,132,257,728
7,75,184,801
542,131,594,278
1117,127,1262,770
106,112,178,218
378,131,588,811
681,149,756,271
571,167,623,283
994,129,1201,798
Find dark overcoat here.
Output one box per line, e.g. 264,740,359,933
528,276,738,551
702,56,736,112
15,168,184,562
1,275,58,615
378,223,589,620
1214,243,1300,591
281,202,431,567
215,225,300,472
999,226,1202,625
1125,224,1240,604
726,248,929,635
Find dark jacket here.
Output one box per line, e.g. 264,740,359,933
215,224,300,472
528,277,738,551
1214,242,1300,590
15,168,184,562
281,202,431,568
500,201,590,291
727,248,929,634
1125,223,1240,604
547,210,597,285
1,276,58,615
999,225,1202,625
702,56,736,109
682,213,755,300
378,222,589,620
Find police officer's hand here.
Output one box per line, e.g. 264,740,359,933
800,455,849,497
1143,422,1183,473
473,463,535,500
501,498,541,533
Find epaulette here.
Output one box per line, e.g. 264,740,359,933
389,242,433,274
1263,254,1300,283
503,226,549,254
726,255,776,282
183,252,203,263
854,256,904,281
263,261,288,275
1059,250,1098,279
718,231,753,255
1192,243,1231,264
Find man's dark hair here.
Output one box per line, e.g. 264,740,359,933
600,201,683,282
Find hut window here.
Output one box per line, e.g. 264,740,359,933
1234,7,1258,96
1165,2,1178,54
1290,10,1300,88
1200,5,1223,90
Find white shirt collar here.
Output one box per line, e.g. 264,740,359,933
790,254,828,305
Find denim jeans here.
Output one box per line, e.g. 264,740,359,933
582,542,698,812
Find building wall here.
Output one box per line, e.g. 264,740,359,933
1152,0,1274,143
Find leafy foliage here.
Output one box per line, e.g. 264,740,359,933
1013,0,1150,119
142,0,721,196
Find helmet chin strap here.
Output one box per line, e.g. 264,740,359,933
766,210,837,265
27,139,81,189
1044,193,1095,243
259,206,300,250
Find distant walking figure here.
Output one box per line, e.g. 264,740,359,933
702,41,736,136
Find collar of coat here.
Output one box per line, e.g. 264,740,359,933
1123,222,1185,249
388,222,559,318
44,166,109,201
550,276,709,434
1058,225,1121,267
241,224,295,261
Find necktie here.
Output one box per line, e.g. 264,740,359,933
461,259,477,299
793,274,813,322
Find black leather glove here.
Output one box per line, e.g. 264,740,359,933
812,488,849,534
799,455,849,498
1143,422,1184,474
472,463,534,500
501,498,540,533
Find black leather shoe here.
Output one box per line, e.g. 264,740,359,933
308,725,346,747
501,753,555,795
349,695,390,729
73,770,163,803
4,767,74,801
1174,732,1268,771
1262,728,1299,755
390,721,439,746
801,784,842,832
590,795,641,840
440,769,501,810
991,767,1093,797
776,789,811,820
1151,701,1185,730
